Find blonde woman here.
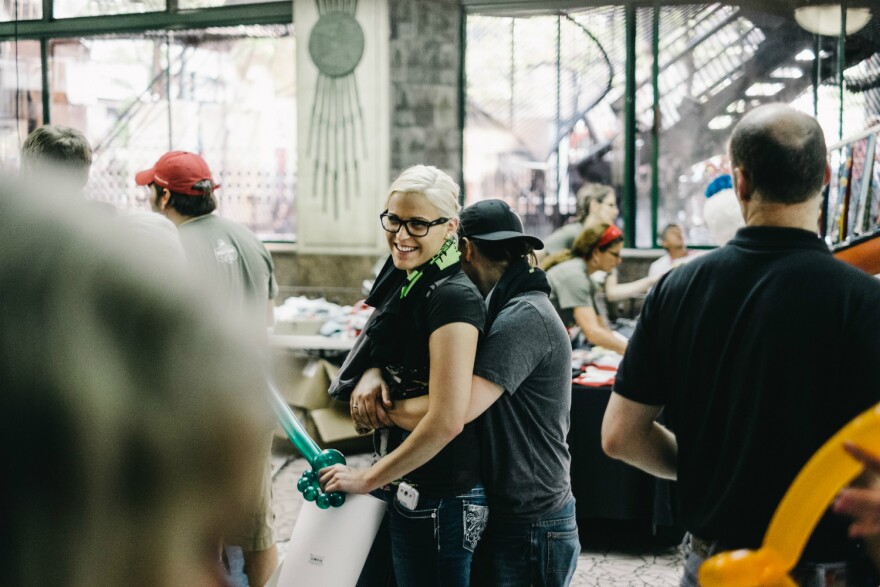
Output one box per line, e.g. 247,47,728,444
320,165,487,586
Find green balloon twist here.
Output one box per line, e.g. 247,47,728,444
268,380,346,508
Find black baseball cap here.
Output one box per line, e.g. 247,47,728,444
459,199,544,250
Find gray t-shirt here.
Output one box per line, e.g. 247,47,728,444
546,256,599,328
178,214,278,332
473,290,573,522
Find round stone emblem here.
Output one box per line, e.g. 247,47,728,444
308,12,365,78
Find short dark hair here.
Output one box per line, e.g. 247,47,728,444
156,180,217,217
21,125,92,187
467,237,536,266
729,106,827,204
660,223,681,241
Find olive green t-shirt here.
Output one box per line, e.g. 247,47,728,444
545,256,598,328
178,214,277,332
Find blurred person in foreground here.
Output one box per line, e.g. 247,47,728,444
0,186,269,587
602,104,880,586
136,151,279,586
362,199,579,586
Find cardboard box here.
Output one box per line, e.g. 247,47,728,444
311,401,373,453
271,358,370,452
276,358,338,411
274,401,372,454
270,352,310,402
274,405,319,447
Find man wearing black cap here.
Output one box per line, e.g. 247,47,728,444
136,151,279,587
387,199,579,586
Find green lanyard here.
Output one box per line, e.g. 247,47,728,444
400,238,460,299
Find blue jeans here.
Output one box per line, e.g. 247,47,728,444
389,484,488,587
471,497,580,587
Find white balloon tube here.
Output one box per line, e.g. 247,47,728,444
275,493,387,587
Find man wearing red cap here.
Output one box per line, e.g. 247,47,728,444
137,151,279,586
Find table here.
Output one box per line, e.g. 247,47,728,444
568,383,675,528
270,334,357,352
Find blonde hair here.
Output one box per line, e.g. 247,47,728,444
386,165,461,220
576,183,614,221
540,224,609,271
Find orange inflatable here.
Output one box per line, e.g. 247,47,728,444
698,403,880,587
834,233,880,276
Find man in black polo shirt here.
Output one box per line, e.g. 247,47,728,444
602,103,880,586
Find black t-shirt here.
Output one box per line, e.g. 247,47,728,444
384,270,486,497
615,226,880,562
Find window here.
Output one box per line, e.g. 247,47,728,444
0,1,296,241
464,3,880,249
0,40,42,168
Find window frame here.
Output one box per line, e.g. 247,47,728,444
0,0,292,125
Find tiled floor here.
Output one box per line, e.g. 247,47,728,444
254,448,684,586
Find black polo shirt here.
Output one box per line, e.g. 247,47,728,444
615,226,880,562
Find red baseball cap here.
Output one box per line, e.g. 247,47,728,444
135,151,220,196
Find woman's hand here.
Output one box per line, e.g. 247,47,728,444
350,368,394,433
319,464,373,495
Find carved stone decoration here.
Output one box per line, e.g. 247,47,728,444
307,0,367,219
295,0,390,253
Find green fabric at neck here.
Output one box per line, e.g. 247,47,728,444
400,238,460,299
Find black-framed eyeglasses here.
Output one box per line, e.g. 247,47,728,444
380,211,449,237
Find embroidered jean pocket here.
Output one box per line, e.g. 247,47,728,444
462,501,489,553
545,528,580,585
